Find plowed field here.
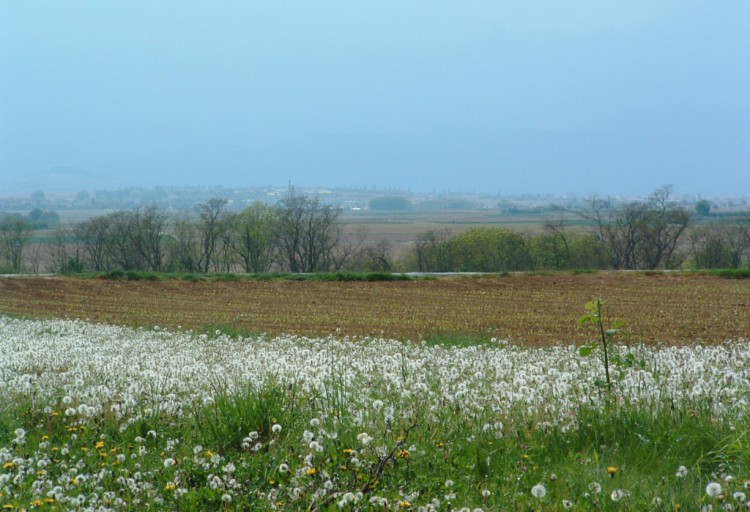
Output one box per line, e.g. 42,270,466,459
0,273,748,345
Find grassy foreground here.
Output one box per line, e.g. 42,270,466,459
1,317,749,511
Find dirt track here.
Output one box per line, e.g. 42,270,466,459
0,273,747,345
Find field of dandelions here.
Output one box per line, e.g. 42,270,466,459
1,315,749,511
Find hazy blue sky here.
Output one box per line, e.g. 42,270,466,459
1,2,748,196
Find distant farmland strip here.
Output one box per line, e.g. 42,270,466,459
0,273,747,345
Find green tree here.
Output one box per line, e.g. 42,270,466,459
226,202,277,273
695,200,711,216
531,218,571,270
449,227,533,272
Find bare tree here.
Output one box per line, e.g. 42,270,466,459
274,194,342,272
166,213,201,272
128,206,168,271
637,186,692,269
330,224,367,271
195,198,229,273
359,239,394,272
582,186,692,270
0,217,31,272
413,229,452,272
48,225,85,273
689,218,750,269
76,216,114,271
105,211,143,270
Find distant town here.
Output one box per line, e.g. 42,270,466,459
1,184,748,215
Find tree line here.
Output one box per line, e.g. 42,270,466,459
2,187,749,274
40,194,360,275
414,187,749,272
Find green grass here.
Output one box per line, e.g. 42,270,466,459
2,386,747,510
700,268,750,279
78,270,415,282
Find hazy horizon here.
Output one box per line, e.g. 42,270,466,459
1,2,748,197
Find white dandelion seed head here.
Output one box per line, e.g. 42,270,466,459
611,489,627,502
706,482,723,498
531,483,547,498
357,432,373,446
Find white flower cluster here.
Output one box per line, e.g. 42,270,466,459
1,316,748,509
1,316,748,432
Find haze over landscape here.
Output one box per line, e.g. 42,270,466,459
1,2,748,197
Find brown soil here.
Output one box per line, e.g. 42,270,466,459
0,274,747,345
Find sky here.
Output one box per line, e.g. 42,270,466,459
1,1,748,197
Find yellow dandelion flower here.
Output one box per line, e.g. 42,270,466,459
3,462,14,470
306,467,317,476
95,441,105,449
165,483,176,491
399,500,411,508
607,466,618,476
